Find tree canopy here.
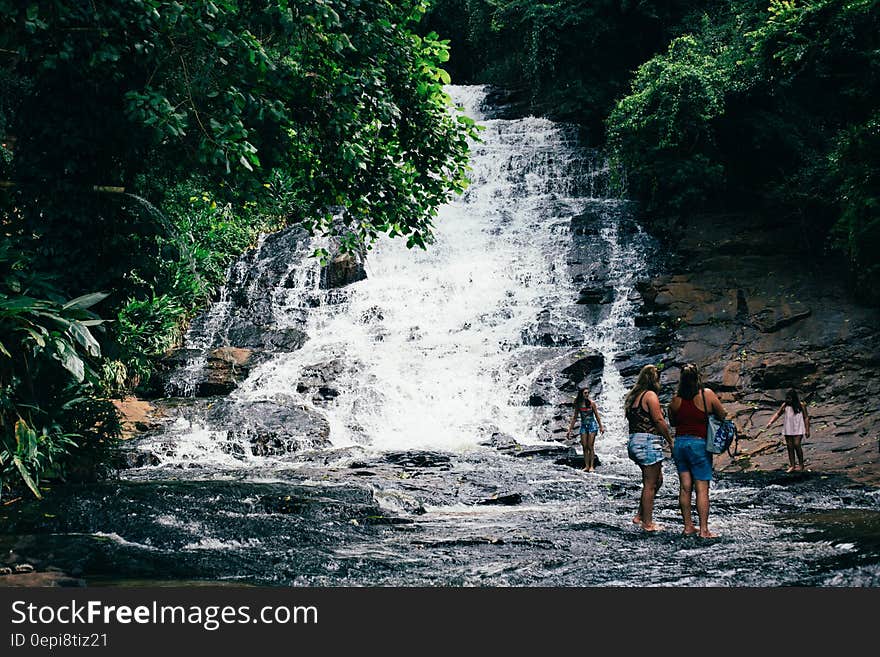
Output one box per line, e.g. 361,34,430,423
0,0,477,497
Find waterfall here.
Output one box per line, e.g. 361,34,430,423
154,85,653,463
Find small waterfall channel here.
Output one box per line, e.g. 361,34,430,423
2,86,878,587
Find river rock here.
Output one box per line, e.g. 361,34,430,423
478,430,519,452
561,351,604,389
295,358,359,404
384,451,452,469
521,310,582,347
321,252,367,289
577,285,614,305
477,493,523,505
207,398,331,456
195,347,254,396
514,445,570,458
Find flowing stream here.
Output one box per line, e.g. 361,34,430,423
2,86,879,586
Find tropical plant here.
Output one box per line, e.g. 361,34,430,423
0,243,115,498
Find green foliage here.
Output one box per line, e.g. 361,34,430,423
1,0,475,261
0,1,477,492
0,244,117,498
423,0,702,136
605,0,879,295
115,293,187,386
830,114,880,300
0,0,478,286
607,32,734,215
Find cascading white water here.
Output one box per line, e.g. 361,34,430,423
155,85,651,463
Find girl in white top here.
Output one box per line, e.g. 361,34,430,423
763,389,811,472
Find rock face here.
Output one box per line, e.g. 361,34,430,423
321,251,367,289
154,227,370,399
629,213,880,486
196,347,254,396
295,358,360,407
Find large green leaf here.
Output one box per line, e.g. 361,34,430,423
15,419,38,461
13,456,42,499
52,340,85,382
67,322,101,357
0,296,42,311
62,291,111,311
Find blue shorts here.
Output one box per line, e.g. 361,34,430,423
627,433,665,467
673,435,713,481
580,418,599,434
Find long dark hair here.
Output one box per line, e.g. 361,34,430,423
574,387,592,409
785,389,803,415
624,365,660,412
676,363,702,400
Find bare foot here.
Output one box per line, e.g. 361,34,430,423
633,516,642,525
785,466,796,473
587,467,595,473
698,530,719,539
642,523,662,532
682,527,698,536
581,466,590,471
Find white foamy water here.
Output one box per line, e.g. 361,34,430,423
152,85,651,464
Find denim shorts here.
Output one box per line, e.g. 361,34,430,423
580,418,599,434
672,435,713,481
627,433,665,466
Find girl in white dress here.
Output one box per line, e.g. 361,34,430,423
763,389,811,472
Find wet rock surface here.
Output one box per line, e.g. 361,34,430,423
2,448,878,586
632,213,880,486
321,251,367,289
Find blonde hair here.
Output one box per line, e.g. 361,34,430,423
624,365,660,412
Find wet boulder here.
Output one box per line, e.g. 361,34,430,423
521,310,582,347
477,493,523,506
296,358,358,404
195,347,254,397
561,351,604,390
577,285,614,305
321,252,367,289
207,397,331,456
262,327,309,352
478,430,519,452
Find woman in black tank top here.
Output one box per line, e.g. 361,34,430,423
623,365,673,532
627,391,656,434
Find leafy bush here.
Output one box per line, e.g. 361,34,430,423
114,294,187,387
607,33,733,217
830,114,880,300
0,244,117,498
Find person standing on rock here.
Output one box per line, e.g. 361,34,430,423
566,387,605,472
668,363,727,538
624,365,673,531
761,389,810,473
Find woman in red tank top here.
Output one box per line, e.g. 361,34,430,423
668,363,727,538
